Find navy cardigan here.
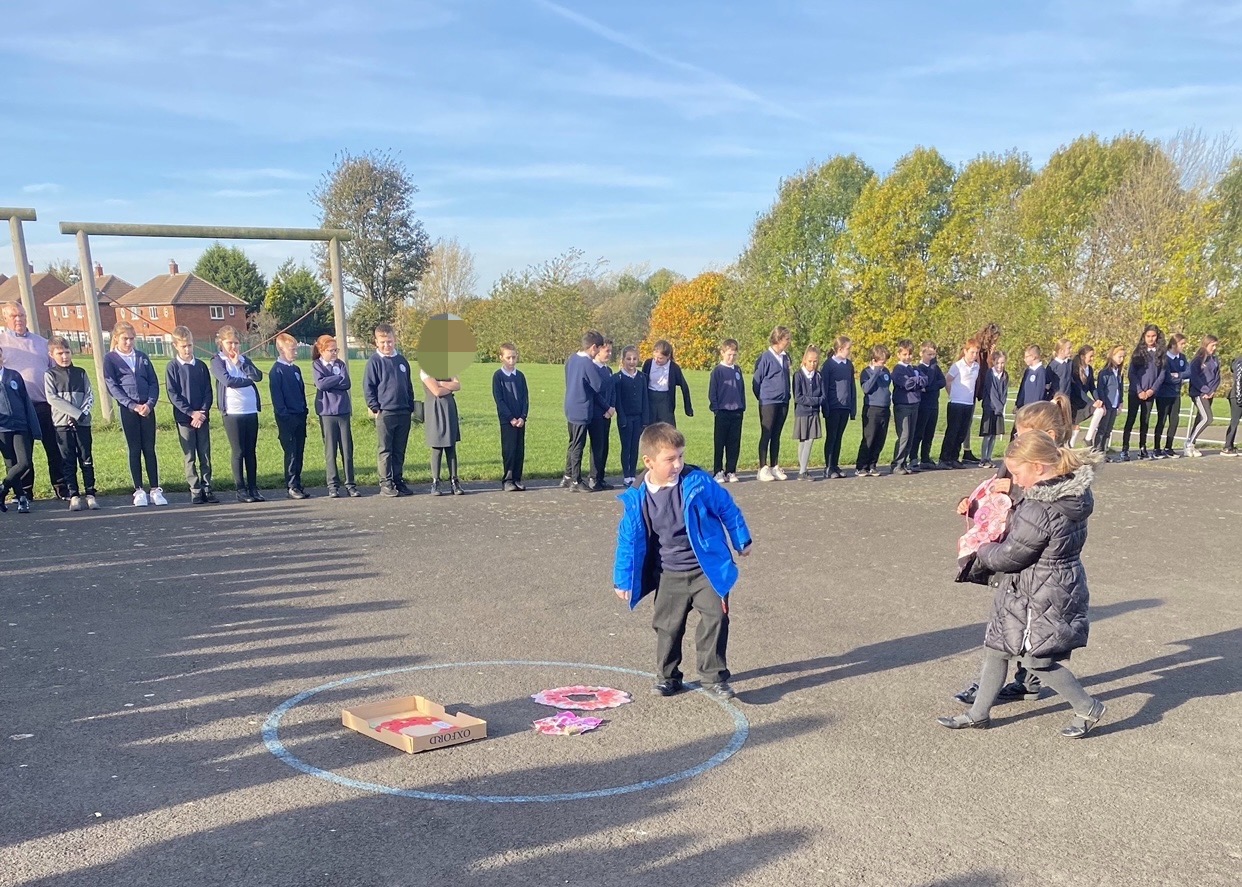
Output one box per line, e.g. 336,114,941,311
209,353,264,415
103,349,159,411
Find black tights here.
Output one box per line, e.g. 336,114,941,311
223,413,259,491
968,649,1094,722
758,403,788,467
431,446,458,481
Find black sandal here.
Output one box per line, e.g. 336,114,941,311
1061,699,1106,738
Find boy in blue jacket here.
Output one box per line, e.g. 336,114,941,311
613,422,752,699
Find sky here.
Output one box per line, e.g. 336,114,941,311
2,0,1240,295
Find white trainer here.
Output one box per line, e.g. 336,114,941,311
771,465,788,481
727,473,740,483
714,471,726,483
68,495,83,512
150,487,169,506
133,488,149,507
86,495,100,510
757,466,774,482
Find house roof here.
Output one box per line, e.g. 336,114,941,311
114,273,248,308
45,275,136,306
0,273,71,303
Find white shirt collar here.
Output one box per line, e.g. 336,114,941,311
501,366,516,376
644,475,677,493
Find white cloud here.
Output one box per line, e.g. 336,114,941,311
22,183,62,194
432,163,673,189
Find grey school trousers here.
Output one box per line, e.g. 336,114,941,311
653,568,730,685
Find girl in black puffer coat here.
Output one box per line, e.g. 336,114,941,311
941,432,1107,738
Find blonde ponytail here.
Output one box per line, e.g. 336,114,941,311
1006,431,1104,475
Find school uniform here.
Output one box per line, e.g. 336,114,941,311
914,359,946,465
614,368,649,481
1048,357,1073,397
166,355,215,499
421,370,462,489
642,358,694,427
890,362,927,471
1154,351,1188,453
855,365,892,472
821,356,857,475
1121,349,1165,455
269,359,309,493
492,366,529,486
1186,353,1221,451
940,359,979,464
363,350,415,492
708,362,746,476
752,348,791,468
563,351,603,487
793,367,824,475
1093,366,1123,454
44,363,96,499
0,365,40,503
586,361,615,488
1070,366,1097,424
104,348,161,491
978,368,1009,464
314,357,357,494
1013,362,1053,411
211,352,264,496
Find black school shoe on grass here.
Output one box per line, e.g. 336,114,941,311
651,679,684,696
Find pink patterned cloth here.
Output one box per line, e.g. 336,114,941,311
958,476,1013,559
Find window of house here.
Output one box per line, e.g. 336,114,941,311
229,306,235,316
210,306,224,320
61,306,70,318
148,306,158,320
76,306,83,319
164,307,171,318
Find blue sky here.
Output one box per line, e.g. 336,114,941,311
2,0,1239,294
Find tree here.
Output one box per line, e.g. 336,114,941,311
842,147,955,353
471,250,594,364
592,272,657,350
728,155,874,361
194,243,268,315
1209,157,1242,350
44,259,81,286
263,259,334,342
416,237,478,315
644,272,727,370
646,268,684,298
312,150,432,326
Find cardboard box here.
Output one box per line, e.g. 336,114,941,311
342,695,487,754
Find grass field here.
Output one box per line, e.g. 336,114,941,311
20,358,1234,497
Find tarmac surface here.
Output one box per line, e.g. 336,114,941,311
1,457,1239,886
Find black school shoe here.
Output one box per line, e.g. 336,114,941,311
395,482,414,497
961,451,980,464
651,678,684,696
346,486,361,498
236,490,255,503
287,488,310,500
328,488,341,498
705,681,736,700
1061,699,1107,738
249,488,266,502
203,490,220,504
954,680,1043,705
937,712,990,730
191,491,207,505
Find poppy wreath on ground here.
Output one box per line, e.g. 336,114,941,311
532,712,605,735
530,685,633,710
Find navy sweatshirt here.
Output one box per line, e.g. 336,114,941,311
1014,363,1053,409
708,363,747,413
614,370,649,428
982,369,1009,417
0,366,40,434
859,366,892,409
1097,366,1123,410
1069,366,1096,413
1128,349,1166,396
313,358,353,417
594,362,616,419
917,360,946,410
641,481,697,572
752,349,791,405
1188,355,1220,399
564,352,603,425
492,368,529,423
363,352,415,414
103,349,159,411
793,369,824,417
165,357,213,425
891,363,926,406
641,358,693,416
1157,352,1188,398
270,360,309,419
823,357,857,417
1048,358,1073,397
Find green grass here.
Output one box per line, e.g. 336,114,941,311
30,359,1234,497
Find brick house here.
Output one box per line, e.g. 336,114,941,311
45,263,134,348
0,270,69,334
112,260,249,352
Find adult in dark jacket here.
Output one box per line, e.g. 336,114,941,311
942,435,1107,738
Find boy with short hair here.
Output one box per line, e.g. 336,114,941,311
708,338,746,483
364,323,416,497
1048,338,1074,397
270,332,311,499
588,338,617,491
854,345,892,477
562,330,604,492
1014,345,1053,411
492,343,529,491
165,327,218,504
612,422,753,700
642,340,694,427
43,336,97,511
913,341,946,470
614,345,649,487
890,340,927,475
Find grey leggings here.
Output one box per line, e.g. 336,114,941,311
968,647,1094,721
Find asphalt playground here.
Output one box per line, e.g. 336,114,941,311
1,456,1238,886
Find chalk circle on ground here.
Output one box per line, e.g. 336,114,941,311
262,660,749,804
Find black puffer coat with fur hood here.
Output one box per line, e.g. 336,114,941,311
975,466,1095,659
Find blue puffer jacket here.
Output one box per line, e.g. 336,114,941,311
613,466,752,610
